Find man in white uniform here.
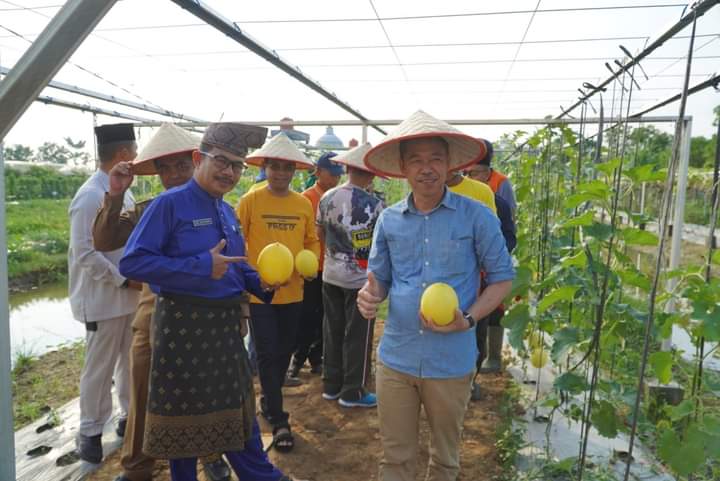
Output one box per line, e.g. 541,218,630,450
68,123,141,464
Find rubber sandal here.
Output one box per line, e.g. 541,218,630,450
266,425,294,453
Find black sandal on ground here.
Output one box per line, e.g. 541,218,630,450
266,424,294,453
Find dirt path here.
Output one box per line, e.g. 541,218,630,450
83,320,509,480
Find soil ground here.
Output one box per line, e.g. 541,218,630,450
13,321,509,481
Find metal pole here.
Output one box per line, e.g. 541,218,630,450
0,0,119,139
0,66,204,123
0,140,14,481
662,118,692,351
169,0,386,135
0,2,119,477
362,124,368,144
133,115,683,129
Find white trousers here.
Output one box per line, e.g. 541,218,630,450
79,313,133,436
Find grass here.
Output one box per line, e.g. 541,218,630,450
11,341,85,430
6,198,71,288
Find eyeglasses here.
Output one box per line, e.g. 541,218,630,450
199,150,247,174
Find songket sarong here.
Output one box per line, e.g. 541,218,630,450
143,293,255,459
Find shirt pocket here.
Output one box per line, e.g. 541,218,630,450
387,237,418,275
441,236,475,276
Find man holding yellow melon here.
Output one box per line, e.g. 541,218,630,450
236,133,320,453
357,111,515,481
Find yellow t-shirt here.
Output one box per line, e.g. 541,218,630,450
248,180,268,192
236,188,321,304
448,177,497,214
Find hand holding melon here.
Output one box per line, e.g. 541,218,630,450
419,283,465,333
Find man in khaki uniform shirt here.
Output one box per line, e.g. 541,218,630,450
93,124,240,481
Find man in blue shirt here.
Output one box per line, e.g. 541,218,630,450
358,111,515,481
120,123,296,481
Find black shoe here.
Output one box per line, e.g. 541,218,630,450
77,433,102,464
116,417,127,438
203,457,231,481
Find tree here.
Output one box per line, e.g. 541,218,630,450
689,136,712,168
627,126,672,166
3,144,34,162
37,142,72,164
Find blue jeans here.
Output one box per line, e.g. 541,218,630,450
168,420,284,481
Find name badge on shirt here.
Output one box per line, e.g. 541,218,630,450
192,218,213,227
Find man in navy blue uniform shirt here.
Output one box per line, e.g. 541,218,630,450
120,123,297,481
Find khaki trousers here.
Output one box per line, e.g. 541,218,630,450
120,317,154,480
376,363,473,481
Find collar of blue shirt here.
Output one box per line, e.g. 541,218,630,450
400,186,457,215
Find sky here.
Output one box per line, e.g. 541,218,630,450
1,0,719,156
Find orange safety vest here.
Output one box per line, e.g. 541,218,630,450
486,170,508,194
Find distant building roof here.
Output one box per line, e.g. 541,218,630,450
315,126,343,150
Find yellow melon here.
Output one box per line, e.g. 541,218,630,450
420,283,459,326
530,348,549,369
257,242,294,285
295,249,319,278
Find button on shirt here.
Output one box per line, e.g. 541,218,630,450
369,188,515,379
119,178,270,301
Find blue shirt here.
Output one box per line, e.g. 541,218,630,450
119,178,270,301
369,188,515,379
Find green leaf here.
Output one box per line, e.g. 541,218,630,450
558,211,595,229
510,265,533,298
537,286,580,314
670,399,695,422
657,425,705,476
596,158,621,177
554,372,589,394
649,351,673,384
619,227,659,246
551,327,581,362
501,304,530,352
560,251,588,269
713,250,720,265
590,400,619,438
583,222,613,241
701,416,720,459
616,268,651,291
625,164,667,183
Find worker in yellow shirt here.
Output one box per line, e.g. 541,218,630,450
236,133,320,453
445,169,496,213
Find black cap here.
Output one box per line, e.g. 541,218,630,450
94,123,136,146
478,139,494,165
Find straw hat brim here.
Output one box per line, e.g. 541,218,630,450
129,123,200,175
245,155,314,170
130,147,196,175
333,143,388,179
363,132,486,179
244,133,314,170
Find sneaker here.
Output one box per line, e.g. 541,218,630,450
76,433,103,464
339,392,377,408
322,391,341,401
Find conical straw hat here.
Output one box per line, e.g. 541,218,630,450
333,143,372,171
245,132,313,170
363,110,486,178
131,123,200,175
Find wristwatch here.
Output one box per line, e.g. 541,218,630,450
462,311,477,330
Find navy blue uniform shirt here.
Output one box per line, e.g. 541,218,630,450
119,178,271,302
